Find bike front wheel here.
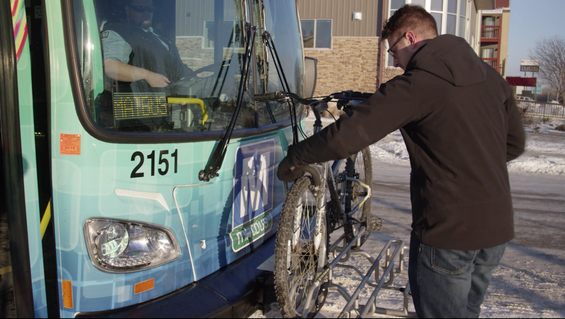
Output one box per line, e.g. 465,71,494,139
274,176,328,318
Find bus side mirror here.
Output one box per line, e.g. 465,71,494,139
304,57,317,98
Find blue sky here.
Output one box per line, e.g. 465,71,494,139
506,0,565,77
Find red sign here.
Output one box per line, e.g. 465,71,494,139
506,77,536,87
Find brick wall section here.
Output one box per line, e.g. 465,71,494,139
175,37,403,96
383,67,404,83
305,37,381,96
176,37,213,70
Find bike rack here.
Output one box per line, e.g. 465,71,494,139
302,229,417,318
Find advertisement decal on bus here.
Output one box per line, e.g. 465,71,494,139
231,139,275,252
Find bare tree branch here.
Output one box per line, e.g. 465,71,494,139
529,36,565,102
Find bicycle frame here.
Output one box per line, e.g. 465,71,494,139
293,103,374,317
309,108,329,261
277,91,417,318
306,103,373,256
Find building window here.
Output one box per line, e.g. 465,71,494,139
459,0,466,37
481,48,494,58
387,0,469,67
301,19,332,49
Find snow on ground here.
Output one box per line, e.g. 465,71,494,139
306,114,565,176
370,118,565,176
251,116,565,318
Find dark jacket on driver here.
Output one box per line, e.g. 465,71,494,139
103,22,192,92
286,34,525,250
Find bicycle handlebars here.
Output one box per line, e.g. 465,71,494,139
254,90,372,110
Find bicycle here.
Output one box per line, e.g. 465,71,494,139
268,91,381,318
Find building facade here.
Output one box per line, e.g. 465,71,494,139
297,0,511,96
298,0,383,96
479,2,511,77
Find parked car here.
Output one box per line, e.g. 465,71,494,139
516,96,534,101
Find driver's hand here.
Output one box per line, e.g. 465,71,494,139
146,72,170,87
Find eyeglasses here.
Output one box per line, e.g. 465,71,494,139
387,32,407,57
128,5,156,13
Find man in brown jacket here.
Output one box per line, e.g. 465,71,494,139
277,5,525,318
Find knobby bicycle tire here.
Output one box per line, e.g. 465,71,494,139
343,147,373,247
274,176,328,318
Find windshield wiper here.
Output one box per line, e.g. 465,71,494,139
262,31,304,144
199,26,257,182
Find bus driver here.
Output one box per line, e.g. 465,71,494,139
101,0,195,92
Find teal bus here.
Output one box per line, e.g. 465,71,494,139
0,0,316,317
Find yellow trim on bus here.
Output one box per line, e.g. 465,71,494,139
40,199,51,239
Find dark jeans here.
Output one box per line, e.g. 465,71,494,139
408,235,506,318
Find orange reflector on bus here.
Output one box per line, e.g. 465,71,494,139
134,278,155,294
62,280,73,309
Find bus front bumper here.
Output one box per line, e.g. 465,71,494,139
76,235,275,318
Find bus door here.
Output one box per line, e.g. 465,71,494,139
1,0,49,317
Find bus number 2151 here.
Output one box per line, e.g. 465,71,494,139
131,150,178,178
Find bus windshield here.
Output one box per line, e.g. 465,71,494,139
72,0,304,134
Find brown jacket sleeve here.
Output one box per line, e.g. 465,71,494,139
288,75,417,166
505,95,526,162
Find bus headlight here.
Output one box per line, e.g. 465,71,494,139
84,218,181,273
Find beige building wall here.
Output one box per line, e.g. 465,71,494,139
298,0,383,96
499,8,510,77
298,0,382,37
304,37,381,96
298,0,498,93
477,7,511,77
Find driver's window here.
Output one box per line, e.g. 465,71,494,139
81,0,252,133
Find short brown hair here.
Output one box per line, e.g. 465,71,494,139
382,4,438,41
